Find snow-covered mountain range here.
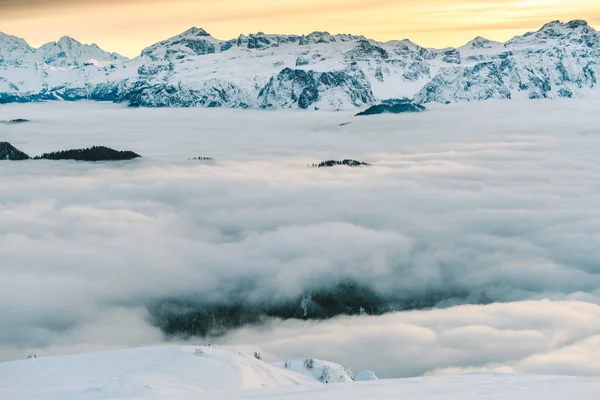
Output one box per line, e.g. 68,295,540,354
1,19,599,109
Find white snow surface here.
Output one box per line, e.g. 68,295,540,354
0,346,317,400
2,346,600,399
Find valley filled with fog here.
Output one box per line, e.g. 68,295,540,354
2,99,600,379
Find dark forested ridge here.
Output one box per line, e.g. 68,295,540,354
147,283,475,338
35,146,141,161
0,142,30,160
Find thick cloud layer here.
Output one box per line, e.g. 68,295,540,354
1,100,600,376
218,300,600,378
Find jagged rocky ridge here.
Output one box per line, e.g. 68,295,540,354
2,20,600,109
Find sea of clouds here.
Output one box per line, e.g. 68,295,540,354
1,99,600,378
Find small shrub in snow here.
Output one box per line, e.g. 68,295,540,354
338,366,353,382
253,352,262,360
344,366,355,381
319,366,331,383
304,358,315,369
284,360,291,368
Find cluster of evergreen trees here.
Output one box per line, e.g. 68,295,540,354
314,159,370,168
35,146,141,161
1,142,141,161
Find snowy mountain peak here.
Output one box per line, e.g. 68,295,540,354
300,31,336,45
536,19,594,35
504,19,598,49
140,27,222,59
181,27,212,37
37,36,127,67
566,19,590,29
0,31,31,46
539,19,590,32
458,36,504,55
56,35,80,46
0,31,35,64
465,36,499,48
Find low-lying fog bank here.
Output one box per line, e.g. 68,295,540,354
2,99,600,378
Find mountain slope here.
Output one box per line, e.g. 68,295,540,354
2,19,600,108
414,20,600,103
0,32,36,66
0,346,317,400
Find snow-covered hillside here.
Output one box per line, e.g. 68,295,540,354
2,19,600,109
0,346,317,400
2,346,600,400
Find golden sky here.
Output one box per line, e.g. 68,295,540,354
1,0,600,57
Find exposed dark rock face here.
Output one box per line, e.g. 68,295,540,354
317,159,370,167
0,142,30,160
441,49,461,64
246,33,277,49
34,146,141,161
295,56,310,66
413,61,513,104
0,93,36,104
299,32,336,45
234,33,299,50
93,79,253,108
258,67,374,109
356,101,426,116
140,27,216,60
346,39,389,61
138,63,172,76
172,38,217,56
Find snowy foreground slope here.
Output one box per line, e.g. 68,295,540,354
2,346,600,400
0,346,317,399
2,19,600,108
